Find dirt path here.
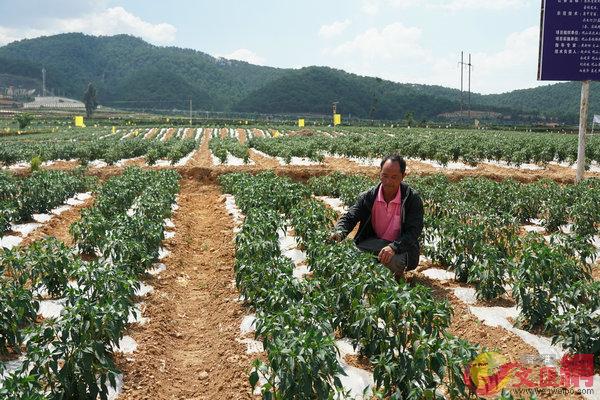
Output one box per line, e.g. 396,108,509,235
18,196,95,247
592,265,600,281
189,129,213,168
237,129,247,144
323,156,371,173
220,128,228,139
184,128,195,139
117,178,253,400
144,128,159,140
248,149,280,169
162,128,177,142
252,128,264,138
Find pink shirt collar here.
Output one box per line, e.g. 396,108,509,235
376,184,401,204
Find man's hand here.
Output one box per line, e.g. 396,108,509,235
328,231,343,243
378,245,395,265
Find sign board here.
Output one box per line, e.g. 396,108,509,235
74,116,85,127
298,118,305,127
333,114,341,126
538,0,600,80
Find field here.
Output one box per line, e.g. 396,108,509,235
0,123,599,400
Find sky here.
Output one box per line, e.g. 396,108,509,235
0,0,553,94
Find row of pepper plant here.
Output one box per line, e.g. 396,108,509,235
308,172,600,367
220,171,480,400
0,168,94,235
0,167,180,399
248,127,600,167
0,127,198,166
209,135,251,164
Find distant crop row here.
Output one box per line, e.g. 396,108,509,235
0,128,199,166
249,127,600,166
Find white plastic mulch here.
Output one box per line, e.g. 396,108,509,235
277,156,321,166
421,268,456,281
211,153,254,166
482,160,544,170
315,196,347,215
348,157,382,167
549,160,600,173
335,339,374,399
420,268,600,400
1,192,92,249
250,149,275,159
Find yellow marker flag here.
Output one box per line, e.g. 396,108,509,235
273,130,280,138
333,114,341,126
74,116,86,127
298,119,305,127
112,126,116,134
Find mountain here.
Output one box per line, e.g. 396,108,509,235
0,33,286,112
0,33,591,122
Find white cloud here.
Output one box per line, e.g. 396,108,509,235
361,0,419,15
434,0,530,11
469,26,540,93
0,6,176,46
218,48,266,65
0,27,48,46
324,22,543,94
319,19,351,39
322,22,429,86
52,7,176,44
422,26,541,93
361,0,528,14
331,22,426,60
361,0,381,15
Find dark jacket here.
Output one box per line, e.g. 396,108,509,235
334,182,424,269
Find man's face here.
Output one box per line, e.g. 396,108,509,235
380,160,405,193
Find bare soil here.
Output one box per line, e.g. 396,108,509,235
251,128,264,138
145,128,159,140
188,129,213,168
116,179,254,400
237,129,247,145
162,128,177,142
19,195,95,247
248,150,280,169
183,128,195,140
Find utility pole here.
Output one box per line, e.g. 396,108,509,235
576,81,590,183
189,98,192,126
42,68,46,97
458,51,465,120
332,101,338,126
467,54,473,120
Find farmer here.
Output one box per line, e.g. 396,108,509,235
329,155,424,279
